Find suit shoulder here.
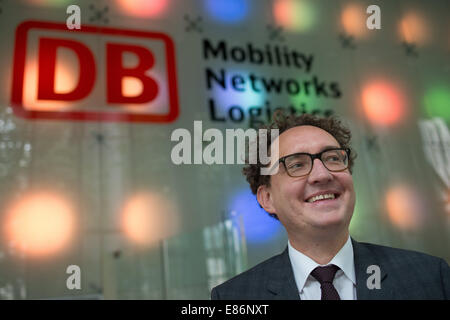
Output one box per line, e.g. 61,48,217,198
211,252,283,299
217,252,281,286
356,241,450,299
357,241,443,265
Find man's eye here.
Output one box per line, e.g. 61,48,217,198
288,162,304,169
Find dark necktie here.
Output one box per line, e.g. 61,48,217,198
310,265,341,300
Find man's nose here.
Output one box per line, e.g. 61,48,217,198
307,158,333,184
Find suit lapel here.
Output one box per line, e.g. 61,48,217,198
266,247,301,300
352,238,394,299
264,240,395,300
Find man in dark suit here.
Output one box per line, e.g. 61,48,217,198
211,112,450,300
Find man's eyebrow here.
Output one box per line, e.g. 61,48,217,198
281,145,341,157
319,145,341,152
279,145,341,158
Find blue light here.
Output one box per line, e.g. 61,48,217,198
228,189,283,244
210,69,266,114
205,0,249,23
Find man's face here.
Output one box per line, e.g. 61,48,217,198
257,125,356,238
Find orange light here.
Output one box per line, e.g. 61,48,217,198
398,11,429,45
116,0,168,18
340,3,368,38
3,191,75,257
120,72,167,113
385,185,424,230
24,54,78,111
274,0,292,28
122,192,178,246
361,80,406,126
122,76,144,98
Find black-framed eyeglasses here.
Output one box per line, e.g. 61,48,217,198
277,148,350,177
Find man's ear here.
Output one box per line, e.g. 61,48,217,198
256,185,276,214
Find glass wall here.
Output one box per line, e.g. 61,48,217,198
0,0,448,299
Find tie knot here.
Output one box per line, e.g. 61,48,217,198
310,265,340,284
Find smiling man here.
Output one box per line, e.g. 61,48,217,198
211,111,450,300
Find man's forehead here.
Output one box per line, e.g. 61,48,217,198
278,125,340,153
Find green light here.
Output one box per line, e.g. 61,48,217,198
29,0,72,6
423,85,450,121
349,195,364,238
289,84,325,115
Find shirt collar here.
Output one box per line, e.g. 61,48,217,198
288,236,356,292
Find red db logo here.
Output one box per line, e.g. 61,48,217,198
11,21,179,122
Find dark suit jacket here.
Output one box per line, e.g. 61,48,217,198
211,238,450,300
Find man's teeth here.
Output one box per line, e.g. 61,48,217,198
307,193,336,203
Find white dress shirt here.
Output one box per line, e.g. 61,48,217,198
288,236,357,300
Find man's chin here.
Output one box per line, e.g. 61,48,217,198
309,212,348,230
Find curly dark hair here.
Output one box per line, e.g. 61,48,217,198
242,110,357,219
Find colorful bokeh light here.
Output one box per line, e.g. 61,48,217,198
385,184,425,231
340,3,368,38
349,194,364,238
122,77,144,98
122,192,179,246
205,0,249,24
228,189,283,244
116,0,169,18
423,85,450,121
120,71,168,114
361,80,407,126
273,0,317,32
210,69,266,114
3,191,76,257
289,81,324,115
398,11,429,45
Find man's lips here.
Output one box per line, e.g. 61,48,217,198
304,190,342,203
